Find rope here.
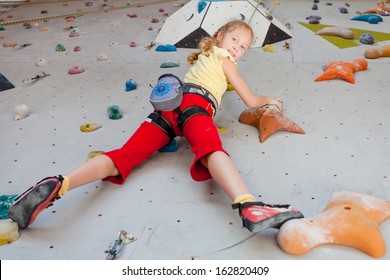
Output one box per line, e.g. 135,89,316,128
248,0,280,24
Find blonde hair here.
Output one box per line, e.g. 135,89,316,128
187,20,254,65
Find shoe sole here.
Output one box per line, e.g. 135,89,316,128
8,178,60,229
244,211,304,233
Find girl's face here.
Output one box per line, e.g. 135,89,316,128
217,27,252,61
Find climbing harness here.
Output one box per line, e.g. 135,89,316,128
181,83,217,110
106,230,136,260
176,105,210,132
147,82,217,138
147,111,176,139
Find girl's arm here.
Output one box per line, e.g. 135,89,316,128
222,57,283,110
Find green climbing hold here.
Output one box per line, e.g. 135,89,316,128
107,104,123,120
160,61,180,68
0,194,18,219
55,44,66,52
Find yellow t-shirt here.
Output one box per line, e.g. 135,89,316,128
184,45,237,106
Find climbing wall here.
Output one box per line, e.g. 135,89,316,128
0,0,389,263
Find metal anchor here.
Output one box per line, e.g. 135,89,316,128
106,230,136,260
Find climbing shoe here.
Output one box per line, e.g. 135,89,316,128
8,176,64,229
232,201,304,233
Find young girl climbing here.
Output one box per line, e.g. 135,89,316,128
9,20,303,233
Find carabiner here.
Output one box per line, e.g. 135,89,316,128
106,230,136,260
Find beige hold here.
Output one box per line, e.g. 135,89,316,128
364,45,390,59
36,57,48,67
0,220,19,246
14,104,29,121
315,26,354,39
97,53,108,61
3,41,17,48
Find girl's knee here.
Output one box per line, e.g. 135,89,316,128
199,154,209,168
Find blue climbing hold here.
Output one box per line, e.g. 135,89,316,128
156,44,177,52
159,138,178,152
198,1,207,13
125,79,137,91
359,33,374,44
306,15,321,24
339,7,348,14
351,14,383,24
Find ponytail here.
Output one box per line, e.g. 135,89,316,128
187,34,218,65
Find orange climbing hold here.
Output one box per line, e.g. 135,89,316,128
277,190,390,258
239,105,305,143
66,17,75,23
314,58,368,84
3,41,17,48
364,45,390,59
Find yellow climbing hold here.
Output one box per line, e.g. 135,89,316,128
80,123,102,132
217,127,228,132
86,150,105,160
263,44,276,52
226,82,235,91
0,220,19,246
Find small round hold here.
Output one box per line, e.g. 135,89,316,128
69,30,80,37
55,44,66,52
125,79,137,91
14,104,29,120
68,65,85,74
360,33,374,44
97,53,108,61
129,41,138,47
36,57,48,67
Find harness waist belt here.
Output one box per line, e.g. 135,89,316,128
182,83,218,109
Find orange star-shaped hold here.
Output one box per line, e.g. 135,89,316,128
314,58,368,84
277,190,390,258
239,104,305,143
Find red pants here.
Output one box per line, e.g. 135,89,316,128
103,94,228,184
